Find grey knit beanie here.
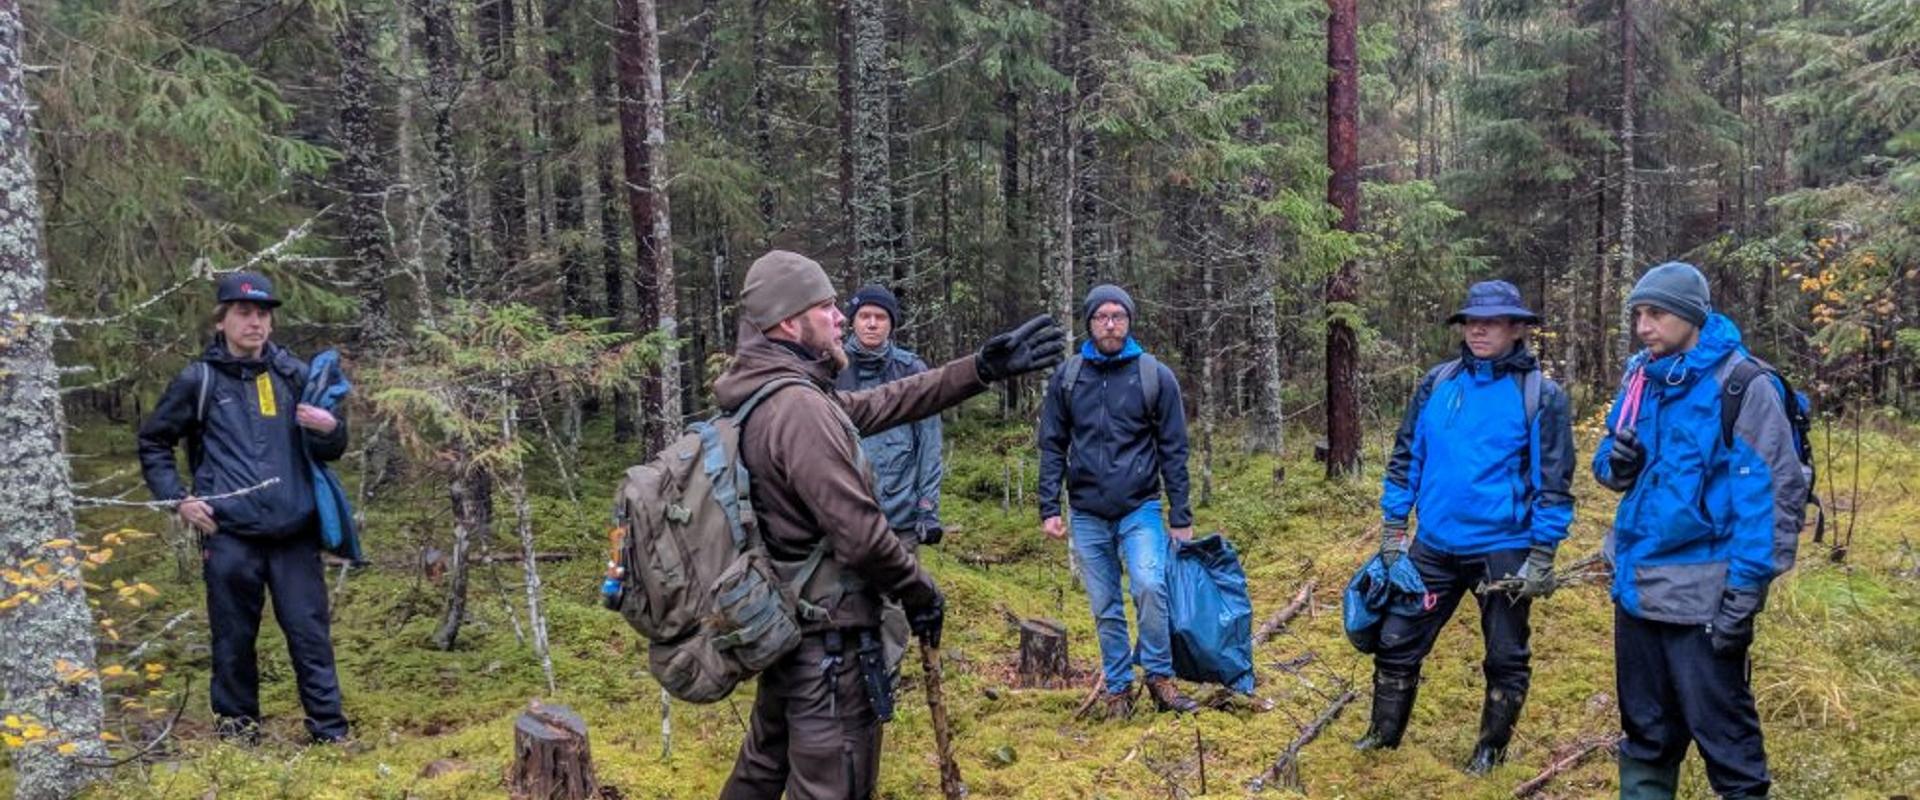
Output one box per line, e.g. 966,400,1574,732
1625,261,1712,329
741,250,837,330
1082,284,1137,332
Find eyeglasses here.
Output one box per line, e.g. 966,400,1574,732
1091,313,1129,327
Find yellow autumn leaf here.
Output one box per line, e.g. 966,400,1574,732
56,742,77,755
41,539,74,550
101,665,127,678
2,734,23,748
99,732,120,742
4,715,21,729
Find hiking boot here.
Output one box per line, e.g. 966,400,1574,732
1145,676,1199,714
1098,686,1137,721
215,716,262,747
1353,673,1417,751
1619,756,1681,800
1464,687,1525,775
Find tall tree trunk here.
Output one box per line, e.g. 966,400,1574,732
616,0,679,453
544,0,589,318
0,7,109,794
479,0,527,295
847,0,894,282
593,58,634,437
1323,0,1362,478
749,0,777,241
421,0,475,298
336,2,397,349
1617,0,1637,333
433,459,493,651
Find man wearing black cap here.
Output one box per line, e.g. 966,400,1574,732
1358,280,1575,775
836,284,945,550
136,272,352,744
1593,262,1807,799
1037,284,1198,718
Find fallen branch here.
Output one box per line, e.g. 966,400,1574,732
1512,733,1625,798
1072,675,1109,721
73,677,192,768
1250,685,1356,793
73,477,282,510
1256,580,1317,645
123,610,195,662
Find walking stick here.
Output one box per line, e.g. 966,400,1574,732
919,640,968,799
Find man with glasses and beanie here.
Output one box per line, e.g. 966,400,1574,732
1594,262,1807,800
1358,280,1576,775
1037,283,1199,719
136,272,352,744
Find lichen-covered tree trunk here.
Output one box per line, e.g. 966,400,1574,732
749,0,776,240
420,0,475,297
432,456,493,651
847,0,894,282
1323,0,1362,478
1616,0,1637,309
615,0,678,453
335,1,397,349
0,6,109,796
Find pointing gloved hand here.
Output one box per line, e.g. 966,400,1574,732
1379,523,1410,568
976,315,1068,383
1509,545,1558,599
1708,587,1765,657
1603,428,1647,491
906,587,946,649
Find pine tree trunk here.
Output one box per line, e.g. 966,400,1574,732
336,2,397,349
615,0,679,453
433,459,493,651
421,0,475,298
848,0,894,282
0,7,109,793
544,0,589,318
594,58,635,440
479,0,528,294
1323,0,1362,478
1617,0,1637,322
749,0,776,240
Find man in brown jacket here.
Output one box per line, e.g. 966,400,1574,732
716,250,1065,799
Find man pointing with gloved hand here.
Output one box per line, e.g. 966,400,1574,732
715,250,1061,800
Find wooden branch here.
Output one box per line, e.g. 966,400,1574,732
1252,686,1356,792
1072,674,1108,721
74,477,282,510
1255,580,1317,645
1512,733,1625,798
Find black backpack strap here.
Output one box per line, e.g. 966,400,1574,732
1519,368,1543,494
1061,355,1084,402
1433,357,1465,385
1719,356,1770,448
196,362,212,424
1137,352,1161,411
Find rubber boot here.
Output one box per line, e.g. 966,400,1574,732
1463,687,1525,775
1353,673,1417,751
1618,756,1681,800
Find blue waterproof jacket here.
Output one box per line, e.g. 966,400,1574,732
1381,343,1574,554
138,338,350,538
1038,338,1192,527
834,338,943,532
1593,314,1807,624
302,350,362,562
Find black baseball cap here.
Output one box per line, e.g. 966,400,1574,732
216,272,282,308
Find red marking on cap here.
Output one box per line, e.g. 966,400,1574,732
241,282,254,293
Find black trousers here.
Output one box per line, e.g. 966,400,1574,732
1615,607,1771,797
203,530,348,740
1373,539,1534,697
721,633,883,800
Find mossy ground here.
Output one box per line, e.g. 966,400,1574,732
7,402,1919,799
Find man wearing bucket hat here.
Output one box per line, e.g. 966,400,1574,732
1593,262,1808,800
1359,279,1575,775
136,272,353,744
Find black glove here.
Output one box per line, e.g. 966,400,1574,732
1603,428,1646,491
906,587,946,649
1708,587,1765,657
976,315,1068,383
1379,523,1409,568
917,518,944,547
1510,545,1558,599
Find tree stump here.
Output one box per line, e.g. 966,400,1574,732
1017,618,1071,688
509,702,598,800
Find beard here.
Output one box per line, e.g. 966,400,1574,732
804,318,850,374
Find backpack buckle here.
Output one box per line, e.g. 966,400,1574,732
666,504,692,524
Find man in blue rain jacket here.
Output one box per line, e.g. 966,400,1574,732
1037,283,1199,718
1593,262,1807,800
1359,280,1575,776
835,284,944,548
136,272,351,744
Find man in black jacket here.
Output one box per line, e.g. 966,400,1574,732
137,272,351,744
1037,284,1198,718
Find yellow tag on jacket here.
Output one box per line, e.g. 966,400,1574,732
255,372,277,417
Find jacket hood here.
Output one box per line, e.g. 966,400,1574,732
1631,312,1744,387
1455,340,1539,378
1081,336,1144,364
715,319,838,411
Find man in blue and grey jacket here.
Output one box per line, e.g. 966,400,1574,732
835,284,944,548
137,272,351,745
1595,262,1807,800
1360,280,1576,775
1037,284,1198,718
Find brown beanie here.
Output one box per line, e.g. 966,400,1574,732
740,250,837,330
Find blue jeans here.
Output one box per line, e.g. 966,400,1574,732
1070,500,1173,692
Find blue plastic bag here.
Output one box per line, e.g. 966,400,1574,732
1168,533,1256,694
302,350,363,564
1342,553,1429,654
